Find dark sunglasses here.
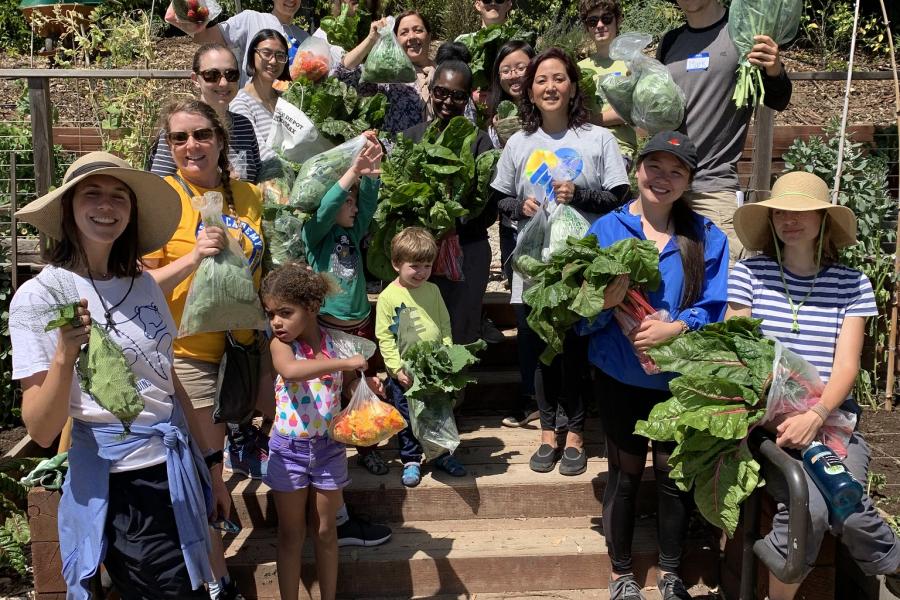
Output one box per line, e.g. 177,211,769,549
432,85,469,105
166,127,216,145
198,68,240,83
584,13,615,27
480,0,510,6
211,518,241,534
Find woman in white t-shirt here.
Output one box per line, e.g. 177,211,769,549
727,171,900,600
9,152,229,599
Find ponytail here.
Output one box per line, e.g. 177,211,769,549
672,198,705,309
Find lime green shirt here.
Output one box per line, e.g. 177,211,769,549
579,55,638,159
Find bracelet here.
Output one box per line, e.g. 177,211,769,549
675,320,690,334
204,450,224,469
809,402,830,423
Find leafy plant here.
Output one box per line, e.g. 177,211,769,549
0,458,41,576
0,1,32,53
320,3,363,49
620,0,684,43
403,340,486,401
460,22,537,90
281,76,388,143
782,119,896,407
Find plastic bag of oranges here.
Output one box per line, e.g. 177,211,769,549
330,377,406,446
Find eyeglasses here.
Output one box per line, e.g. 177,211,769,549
431,85,469,105
584,13,615,27
166,127,216,145
255,48,289,63
499,64,528,77
198,68,240,83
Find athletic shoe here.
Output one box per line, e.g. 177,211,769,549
609,574,646,600
337,515,392,547
225,442,268,480
656,571,691,600
401,463,422,487
501,408,540,428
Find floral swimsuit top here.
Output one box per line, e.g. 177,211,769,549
273,329,343,439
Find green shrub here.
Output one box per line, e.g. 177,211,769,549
0,2,33,53
620,0,684,43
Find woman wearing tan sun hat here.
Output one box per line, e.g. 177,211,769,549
726,170,900,600
8,151,231,599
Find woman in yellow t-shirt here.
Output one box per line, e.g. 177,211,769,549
143,97,265,595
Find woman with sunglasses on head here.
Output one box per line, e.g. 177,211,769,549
143,98,266,599
10,152,230,599
397,42,497,355
491,48,630,469
577,0,637,168
337,10,435,133
149,44,262,183
230,29,292,162
727,172,900,600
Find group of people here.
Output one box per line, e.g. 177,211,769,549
8,0,900,600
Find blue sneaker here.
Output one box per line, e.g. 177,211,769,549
401,463,422,487
433,453,466,477
225,440,268,480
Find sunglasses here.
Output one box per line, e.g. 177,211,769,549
584,13,615,27
211,518,241,534
480,0,510,6
166,127,216,145
255,48,289,63
198,68,240,83
432,85,469,105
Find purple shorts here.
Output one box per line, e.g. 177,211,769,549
264,434,350,492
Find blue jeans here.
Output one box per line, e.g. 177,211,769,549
385,377,423,464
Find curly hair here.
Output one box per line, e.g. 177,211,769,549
260,262,339,312
578,0,623,23
518,48,589,134
159,98,235,213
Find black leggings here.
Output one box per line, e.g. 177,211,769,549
536,331,589,434
593,369,693,574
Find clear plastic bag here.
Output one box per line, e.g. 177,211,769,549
511,205,548,275
330,377,407,446
630,61,685,134
263,207,308,266
761,342,857,458
165,0,222,35
599,33,652,126
408,393,460,460
258,157,297,206
543,203,589,261
288,135,367,212
289,36,333,82
327,329,377,360
361,16,417,84
614,307,672,375
178,192,267,337
434,234,465,282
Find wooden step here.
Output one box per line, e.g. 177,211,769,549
227,418,660,527
224,517,719,599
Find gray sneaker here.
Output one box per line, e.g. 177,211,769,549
609,574,646,600
656,571,691,600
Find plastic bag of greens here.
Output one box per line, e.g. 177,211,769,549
599,33,653,126
408,393,459,460
263,205,308,266
544,203,589,260
330,377,406,446
288,135,368,212
258,157,297,205
728,0,802,107
361,16,417,84
179,192,267,337
289,35,333,82
630,61,685,134
512,208,548,275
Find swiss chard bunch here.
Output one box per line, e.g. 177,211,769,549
519,236,660,364
635,317,775,537
461,23,537,90
366,117,500,281
319,3,363,50
403,339,487,402
281,76,388,144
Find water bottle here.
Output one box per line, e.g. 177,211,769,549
802,441,863,521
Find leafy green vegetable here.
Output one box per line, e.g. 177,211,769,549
460,23,536,90
288,135,367,212
361,18,416,84
262,202,309,268
46,304,144,434
631,63,685,134
403,339,487,401
578,65,600,114
319,3,362,50
599,69,637,126
496,100,518,119
367,116,500,281
520,236,660,364
281,76,388,144
634,317,775,536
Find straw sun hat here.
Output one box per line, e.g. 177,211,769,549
15,151,181,255
733,171,857,252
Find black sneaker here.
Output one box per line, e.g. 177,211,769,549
656,571,691,600
609,574,646,600
337,515,392,547
559,446,587,476
529,443,562,473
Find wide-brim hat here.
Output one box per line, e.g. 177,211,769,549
733,171,857,251
15,151,181,255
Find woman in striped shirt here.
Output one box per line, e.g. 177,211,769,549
726,171,900,600
149,44,262,183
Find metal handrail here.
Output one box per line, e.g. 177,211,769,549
739,429,810,599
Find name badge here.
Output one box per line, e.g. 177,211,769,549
686,52,710,72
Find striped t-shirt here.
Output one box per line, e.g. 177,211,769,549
229,90,275,161
148,111,261,183
728,256,877,383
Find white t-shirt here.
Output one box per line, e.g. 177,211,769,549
10,266,177,472
219,11,344,87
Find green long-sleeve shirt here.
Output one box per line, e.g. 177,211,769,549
303,176,379,321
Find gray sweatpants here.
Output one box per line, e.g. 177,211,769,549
764,433,900,578
433,238,491,345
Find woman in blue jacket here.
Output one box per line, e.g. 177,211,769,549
582,131,729,600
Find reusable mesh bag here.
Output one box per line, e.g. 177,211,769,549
288,135,367,212
178,192,267,337
361,16,417,84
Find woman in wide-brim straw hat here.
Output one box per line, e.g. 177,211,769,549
726,170,900,600
9,151,230,599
